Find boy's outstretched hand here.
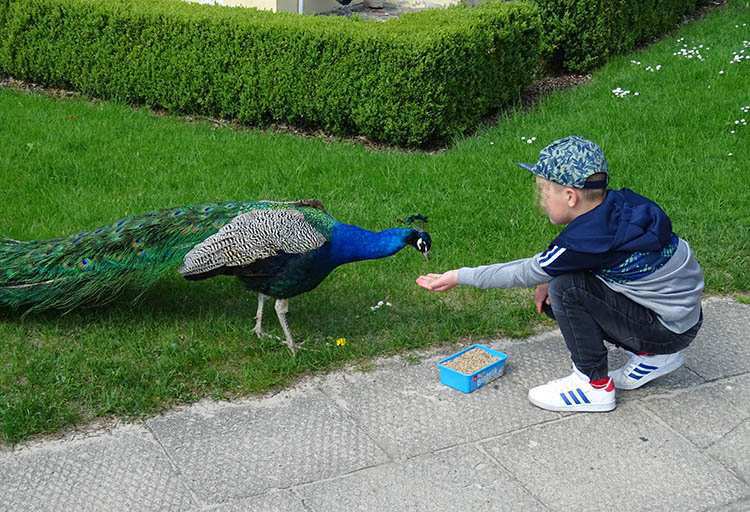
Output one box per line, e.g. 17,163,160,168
416,270,459,292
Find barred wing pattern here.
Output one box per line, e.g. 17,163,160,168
179,209,327,277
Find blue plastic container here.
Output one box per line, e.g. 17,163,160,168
437,344,508,393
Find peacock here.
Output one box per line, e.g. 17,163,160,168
0,199,431,353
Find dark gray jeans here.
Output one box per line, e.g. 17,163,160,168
543,272,702,381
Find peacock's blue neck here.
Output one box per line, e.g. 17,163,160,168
329,224,413,266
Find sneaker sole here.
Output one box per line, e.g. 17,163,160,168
614,356,685,390
528,395,616,413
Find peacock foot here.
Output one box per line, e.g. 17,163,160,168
283,338,303,355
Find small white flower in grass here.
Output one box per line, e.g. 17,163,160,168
674,42,706,61
720,70,725,74
489,142,494,145
612,87,632,98
370,300,392,311
731,130,736,134
728,153,733,156
634,92,640,96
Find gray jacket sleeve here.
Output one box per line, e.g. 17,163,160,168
457,254,552,289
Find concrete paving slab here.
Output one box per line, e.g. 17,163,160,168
146,384,390,504
686,299,750,381
707,420,750,484
208,490,308,511
296,444,546,512
708,496,750,512
480,402,749,512
317,335,556,459
640,376,750,449
717,373,750,416
491,330,574,391
0,426,196,512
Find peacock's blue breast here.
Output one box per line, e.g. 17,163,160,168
237,244,338,299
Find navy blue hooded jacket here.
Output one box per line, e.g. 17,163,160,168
537,189,679,283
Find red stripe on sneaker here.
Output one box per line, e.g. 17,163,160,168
637,352,654,356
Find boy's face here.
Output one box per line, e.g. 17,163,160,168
535,176,576,225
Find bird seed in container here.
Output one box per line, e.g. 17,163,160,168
443,348,499,374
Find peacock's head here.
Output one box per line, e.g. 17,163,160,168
406,230,431,260
402,214,431,260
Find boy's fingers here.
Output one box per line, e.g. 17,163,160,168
416,278,434,291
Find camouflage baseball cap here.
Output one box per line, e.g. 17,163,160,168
518,136,609,189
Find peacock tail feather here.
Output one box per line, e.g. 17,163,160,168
0,200,335,312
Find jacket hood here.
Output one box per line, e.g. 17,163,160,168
555,188,673,254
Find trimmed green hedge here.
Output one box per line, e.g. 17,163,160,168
533,0,708,72
0,0,541,147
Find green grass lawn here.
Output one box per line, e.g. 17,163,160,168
1,1,748,444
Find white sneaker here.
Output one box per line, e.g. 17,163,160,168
528,367,615,413
609,351,685,390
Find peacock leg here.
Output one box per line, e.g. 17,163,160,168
274,298,299,354
254,293,268,338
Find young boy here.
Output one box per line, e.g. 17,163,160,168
417,136,704,412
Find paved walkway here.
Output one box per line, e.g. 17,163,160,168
1,297,749,511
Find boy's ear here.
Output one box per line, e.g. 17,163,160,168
565,187,578,207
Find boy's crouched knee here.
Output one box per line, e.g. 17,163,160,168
548,272,590,304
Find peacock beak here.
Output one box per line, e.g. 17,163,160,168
422,250,430,261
